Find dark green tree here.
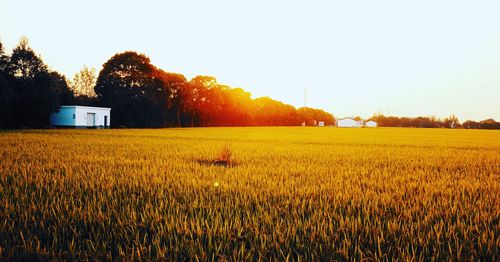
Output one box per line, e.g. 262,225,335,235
0,40,9,72
0,74,15,129
49,71,74,105
7,37,47,79
154,69,187,127
95,51,169,127
0,40,14,128
3,37,63,128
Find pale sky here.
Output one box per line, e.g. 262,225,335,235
1,0,499,121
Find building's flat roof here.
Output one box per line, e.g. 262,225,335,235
60,105,111,110
337,117,357,121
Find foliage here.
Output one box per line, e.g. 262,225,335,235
0,37,73,128
0,41,9,72
95,51,169,128
297,107,335,126
371,114,499,129
443,115,460,128
0,37,335,129
462,119,500,129
154,69,187,127
1,36,496,129
49,71,75,105
0,42,14,129
7,37,47,79
70,65,97,97
0,127,498,260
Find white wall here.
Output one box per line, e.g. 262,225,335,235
365,121,377,127
75,107,111,127
51,106,111,127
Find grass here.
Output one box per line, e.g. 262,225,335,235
0,127,499,260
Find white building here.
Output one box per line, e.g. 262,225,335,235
318,121,325,127
337,117,363,128
50,106,111,128
365,120,378,127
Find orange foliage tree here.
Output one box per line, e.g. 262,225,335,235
93,52,335,127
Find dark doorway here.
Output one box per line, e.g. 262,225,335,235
104,116,108,128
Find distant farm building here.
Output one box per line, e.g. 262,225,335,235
50,106,111,128
337,118,363,128
301,120,327,126
364,120,377,127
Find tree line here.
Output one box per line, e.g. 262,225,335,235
0,38,333,128
370,114,500,129
0,38,74,129
0,37,498,129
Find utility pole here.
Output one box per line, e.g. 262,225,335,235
304,88,307,107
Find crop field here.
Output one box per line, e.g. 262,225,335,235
0,127,499,260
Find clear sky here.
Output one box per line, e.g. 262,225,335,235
1,0,499,121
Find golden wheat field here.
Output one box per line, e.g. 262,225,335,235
0,127,499,260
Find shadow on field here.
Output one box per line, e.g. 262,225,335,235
197,159,236,168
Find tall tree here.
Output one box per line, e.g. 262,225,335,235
70,65,97,97
185,76,217,126
0,40,14,128
443,115,460,128
7,37,47,79
95,51,169,127
4,37,62,128
50,71,74,105
0,40,9,72
219,87,252,126
155,69,187,127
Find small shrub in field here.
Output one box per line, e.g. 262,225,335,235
214,142,233,167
